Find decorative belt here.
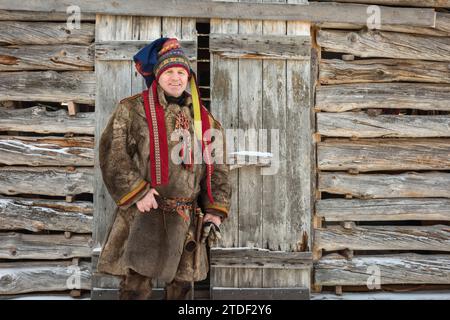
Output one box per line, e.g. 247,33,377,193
156,196,194,222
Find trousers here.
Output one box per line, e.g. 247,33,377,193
119,269,192,300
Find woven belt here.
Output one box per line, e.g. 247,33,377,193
156,196,194,222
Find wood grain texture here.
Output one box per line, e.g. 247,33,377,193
0,10,95,21
317,29,450,62
0,136,94,166
0,196,92,233
319,172,450,198
318,138,450,171
317,112,450,138
316,198,450,221
315,253,450,286
318,0,450,7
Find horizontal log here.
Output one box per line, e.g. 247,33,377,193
319,59,450,84
315,225,450,252
0,196,92,232
0,1,435,27
210,248,312,269
318,138,450,172
436,11,450,33
0,21,94,45
0,136,94,166
0,71,95,104
319,172,450,198
0,232,93,259
317,112,450,138
315,83,450,112
0,44,94,71
95,40,196,61
0,106,95,135
315,253,450,286
209,34,310,59
317,30,450,62
316,198,450,221
0,166,93,196
319,0,450,8
0,10,95,21
0,260,91,294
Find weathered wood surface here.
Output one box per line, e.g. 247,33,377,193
0,10,95,21
319,59,450,84
0,261,91,295
318,138,450,171
319,172,450,198
315,83,450,112
0,21,94,45
0,166,93,196
315,225,450,252
0,196,92,233
319,0,450,7
211,248,312,269
0,1,436,27
209,34,310,59
315,253,450,286
0,106,95,135
316,198,450,221
0,71,95,104
0,233,93,260
317,112,450,138
95,40,196,61
0,44,94,71
0,136,94,166
317,30,450,62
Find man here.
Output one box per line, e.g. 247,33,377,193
97,38,231,300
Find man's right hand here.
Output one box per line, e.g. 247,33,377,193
136,188,159,213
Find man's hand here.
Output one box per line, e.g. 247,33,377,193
203,213,222,227
136,188,159,213
201,214,222,246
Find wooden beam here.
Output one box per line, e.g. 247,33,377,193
211,287,309,300
209,34,310,59
315,83,450,112
318,138,450,172
319,0,450,8
316,198,450,222
319,172,450,198
0,10,95,21
0,196,92,233
319,59,450,85
0,136,94,166
0,232,93,260
0,106,95,135
0,1,436,27
210,248,312,269
315,253,450,286
315,225,450,252
0,166,93,196
0,21,94,45
95,40,196,61
0,260,91,295
0,44,93,71
317,30,450,62
0,71,95,104
316,112,450,138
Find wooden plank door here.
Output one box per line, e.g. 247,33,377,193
210,0,314,299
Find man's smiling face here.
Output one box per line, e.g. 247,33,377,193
158,67,189,98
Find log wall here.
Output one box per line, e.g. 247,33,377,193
313,0,450,296
0,11,94,298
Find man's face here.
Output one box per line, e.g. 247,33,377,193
158,67,189,98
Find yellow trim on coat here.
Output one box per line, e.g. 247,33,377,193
117,180,148,206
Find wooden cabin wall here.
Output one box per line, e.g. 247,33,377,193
0,11,95,298
312,1,450,295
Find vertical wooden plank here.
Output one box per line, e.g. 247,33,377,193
261,0,288,289
162,17,182,38
238,0,263,288
94,15,133,247
210,1,240,289
130,16,161,95
287,0,312,289
182,18,197,74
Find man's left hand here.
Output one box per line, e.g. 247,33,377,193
203,213,221,227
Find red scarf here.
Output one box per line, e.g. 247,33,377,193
142,81,214,203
